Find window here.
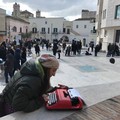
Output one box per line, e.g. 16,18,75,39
26,29,28,33
12,26,17,32
41,27,46,33
84,25,87,28
45,21,47,24
103,9,106,19
48,28,50,34
104,30,107,37
32,27,37,33
93,26,96,33
20,27,22,33
76,25,78,28
115,5,120,19
53,28,58,33
67,29,70,34
63,28,66,33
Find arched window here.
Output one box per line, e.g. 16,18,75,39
12,26,17,32
20,27,22,33
32,27,37,33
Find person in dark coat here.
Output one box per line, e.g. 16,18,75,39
13,48,21,74
21,46,27,65
0,44,6,61
4,50,14,83
52,41,58,56
34,43,40,57
0,54,59,117
94,44,100,56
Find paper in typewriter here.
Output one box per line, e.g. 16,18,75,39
68,88,83,99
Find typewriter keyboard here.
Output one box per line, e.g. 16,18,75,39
48,92,57,105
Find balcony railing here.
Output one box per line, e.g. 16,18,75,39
40,31,46,34
91,30,97,34
52,32,58,34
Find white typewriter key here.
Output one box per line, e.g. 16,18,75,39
48,94,52,105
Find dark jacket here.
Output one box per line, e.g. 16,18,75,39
4,53,14,72
2,58,47,113
14,48,21,70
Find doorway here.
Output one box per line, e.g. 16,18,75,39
115,30,120,43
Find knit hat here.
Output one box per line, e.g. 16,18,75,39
38,54,59,69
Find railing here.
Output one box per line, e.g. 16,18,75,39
91,30,97,34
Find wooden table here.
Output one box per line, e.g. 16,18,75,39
62,95,120,120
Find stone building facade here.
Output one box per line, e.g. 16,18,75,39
96,0,120,51
0,8,6,42
82,10,96,19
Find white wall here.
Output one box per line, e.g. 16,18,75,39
96,0,120,51
29,17,65,41
73,20,97,45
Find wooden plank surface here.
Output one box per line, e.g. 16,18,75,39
61,95,120,120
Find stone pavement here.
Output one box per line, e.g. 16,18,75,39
0,49,120,120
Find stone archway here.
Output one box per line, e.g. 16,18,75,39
60,35,69,42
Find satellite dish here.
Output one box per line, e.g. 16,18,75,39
109,58,115,64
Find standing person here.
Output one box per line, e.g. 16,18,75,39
94,44,100,56
62,42,66,53
76,40,82,55
13,48,21,74
21,46,27,65
0,54,59,117
34,43,40,57
57,43,62,59
91,42,94,52
27,41,32,56
52,40,58,56
65,45,71,56
4,49,14,83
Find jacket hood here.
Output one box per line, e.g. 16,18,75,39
20,59,44,79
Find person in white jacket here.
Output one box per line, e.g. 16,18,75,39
57,43,62,59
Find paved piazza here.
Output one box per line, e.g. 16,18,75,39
0,49,120,120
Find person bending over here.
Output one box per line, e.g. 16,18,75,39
0,54,59,117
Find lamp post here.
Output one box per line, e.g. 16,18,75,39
8,25,11,42
51,23,53,42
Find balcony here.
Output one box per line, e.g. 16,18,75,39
52,32,58,35
40,31,46,34
91,30,97,34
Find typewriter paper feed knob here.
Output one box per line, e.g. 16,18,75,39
71,97,80,106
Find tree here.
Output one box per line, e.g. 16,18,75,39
21,32,32,39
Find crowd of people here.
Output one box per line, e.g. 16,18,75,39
0,39,120,84
0,39,41,83
0,39,118,76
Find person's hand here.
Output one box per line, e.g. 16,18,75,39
42,94,49,102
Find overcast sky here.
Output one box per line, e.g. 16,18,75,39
0,0,97,21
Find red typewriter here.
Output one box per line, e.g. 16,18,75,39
46,84,84,110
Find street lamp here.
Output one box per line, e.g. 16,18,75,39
51,23,53,42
